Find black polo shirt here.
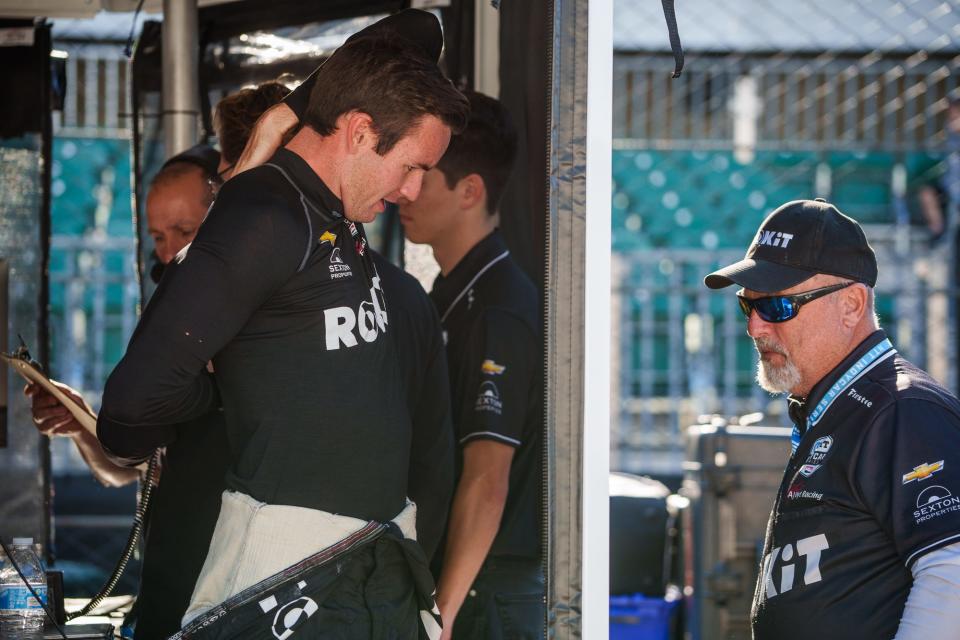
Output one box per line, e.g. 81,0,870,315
431,230,542,560
752,330,960,640
98,147,446,528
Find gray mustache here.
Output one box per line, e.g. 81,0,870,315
754,337,788,357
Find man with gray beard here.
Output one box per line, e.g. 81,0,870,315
751,334,801,394
704,199,960,640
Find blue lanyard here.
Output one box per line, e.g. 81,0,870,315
790,338,896,454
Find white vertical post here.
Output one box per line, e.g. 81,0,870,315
583,0,612,637
474,0,500,97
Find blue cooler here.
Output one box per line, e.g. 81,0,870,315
609,592,680,640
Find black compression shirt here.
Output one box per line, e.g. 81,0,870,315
98,147,431,525
130,251,451,639
431,230,543,560
752,330,960,640
119,253,231,639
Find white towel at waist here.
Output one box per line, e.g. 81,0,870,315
182,490,417,627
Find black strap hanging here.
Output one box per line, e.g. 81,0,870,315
660,0,684,78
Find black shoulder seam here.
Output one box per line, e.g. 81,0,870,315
264,162,314,273
297,194,313,273
866,377,897,407
863,396,897,435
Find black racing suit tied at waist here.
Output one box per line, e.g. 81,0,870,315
170,522,441,640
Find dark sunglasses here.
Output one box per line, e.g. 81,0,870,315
736,281,855,323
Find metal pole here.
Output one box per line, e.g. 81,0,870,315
162,0,200,157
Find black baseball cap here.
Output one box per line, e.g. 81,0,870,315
704,199,878,292
344,9,444,63
280,10,445,119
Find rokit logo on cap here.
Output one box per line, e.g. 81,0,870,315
754,229,795,249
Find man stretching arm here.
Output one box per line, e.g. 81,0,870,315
97,19,468,638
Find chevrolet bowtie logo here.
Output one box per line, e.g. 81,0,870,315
319,231,337,246
481,359,506,375
902,460,945,484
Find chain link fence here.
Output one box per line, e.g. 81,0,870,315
610,0,960,478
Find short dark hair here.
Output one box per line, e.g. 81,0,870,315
150,162,215,210
215,81,290,165
302,33,469,154
437,91,517,216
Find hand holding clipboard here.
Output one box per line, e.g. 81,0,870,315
1,338,97,437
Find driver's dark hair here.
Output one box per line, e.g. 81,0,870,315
436,91,517,216
302,33,469,154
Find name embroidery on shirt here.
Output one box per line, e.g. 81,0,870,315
846,387,873,408
758,533,830,601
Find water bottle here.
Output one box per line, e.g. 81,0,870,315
0,538,48,634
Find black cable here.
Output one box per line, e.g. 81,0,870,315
123,0,148,59
2,340,158,627
0,538,68,640
66,449,160,621
130,26,146,302
660,0,685,78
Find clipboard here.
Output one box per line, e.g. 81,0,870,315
1,339,97,437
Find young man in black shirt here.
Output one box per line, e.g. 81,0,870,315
96,17,468,638
398,91,545,639
705,199,960,639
